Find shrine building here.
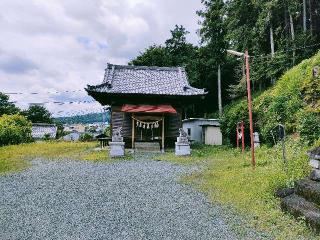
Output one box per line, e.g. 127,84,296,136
85,64,207,151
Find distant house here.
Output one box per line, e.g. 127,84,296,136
63,131,80,141
32,123,57,140
63,124,85,133
182,118,222,145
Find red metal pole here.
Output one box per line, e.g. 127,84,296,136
241,121,245,153
245,50,255,168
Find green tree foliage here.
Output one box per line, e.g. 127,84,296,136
22,105,53,124
54,122,66,139
56,112,110,124
104,126,111,137
0,92,20,116
297,109,320,144
129,45,170,67
223,0,320,92
0,114,32,146
130,25,199,81
80,133,93,142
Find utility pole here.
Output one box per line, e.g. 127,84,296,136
218,65,222,117
227,49,255,168
245,50,255,168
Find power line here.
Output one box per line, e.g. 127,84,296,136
53,108,108,118
250,42,320,60
10,100,97,105
4,89,85,95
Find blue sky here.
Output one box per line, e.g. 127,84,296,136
0,0,202,117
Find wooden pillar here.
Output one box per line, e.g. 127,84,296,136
132,114,135,149
162,116,165,152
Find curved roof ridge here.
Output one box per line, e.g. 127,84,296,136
107,63,184,72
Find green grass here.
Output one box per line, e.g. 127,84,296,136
0,141,132,174
157,141,318,239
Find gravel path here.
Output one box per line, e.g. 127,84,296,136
1,157,252,240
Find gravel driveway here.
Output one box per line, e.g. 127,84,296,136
0,157,255,240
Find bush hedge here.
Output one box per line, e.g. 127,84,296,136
221,51,320,146
0,114,32,146
80,133,94,142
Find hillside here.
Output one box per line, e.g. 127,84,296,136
221,51,320,146
55,112,110,124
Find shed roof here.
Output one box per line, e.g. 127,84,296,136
182,118,220,127
182,118,220,122
86,64,207,97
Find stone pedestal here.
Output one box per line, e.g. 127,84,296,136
308,147,320,181
175,128,191,156
110,142,125,157
254,132,260,148
175,142,190,156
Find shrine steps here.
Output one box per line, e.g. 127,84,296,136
281,194,320,231
135,142,161,152
280,178,320,232
295,179,320,205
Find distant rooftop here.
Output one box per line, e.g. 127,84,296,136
86,63,207,97
182,118,220,122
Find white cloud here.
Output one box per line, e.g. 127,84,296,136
0,0,202,117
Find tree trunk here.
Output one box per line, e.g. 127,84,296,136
303,0,307,32
289,13,296,65
270,25,275,57
270,23,275,84
284,2,289,51
289,14,295,41
309,0,313,36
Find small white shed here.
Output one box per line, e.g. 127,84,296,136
182,118,222,145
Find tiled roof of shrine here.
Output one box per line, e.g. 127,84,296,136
86,64,207,96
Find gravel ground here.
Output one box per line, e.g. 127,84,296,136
0,156,259,240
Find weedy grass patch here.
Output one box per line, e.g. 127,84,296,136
0,141,132,174
159,140,318,239
154,143,221,165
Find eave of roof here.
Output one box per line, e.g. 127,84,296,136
86,63,208,97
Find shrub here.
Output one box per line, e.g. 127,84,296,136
104,126,111,137
80,133,93,142
297,109,320,145
0,114,32,146
220,98,249,146
43,133,51,141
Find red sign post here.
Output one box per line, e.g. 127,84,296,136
236,121,245,153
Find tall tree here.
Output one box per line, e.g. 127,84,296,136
197,0,238,113
129,45,170,67
0,92,20,116
22,105,53,123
